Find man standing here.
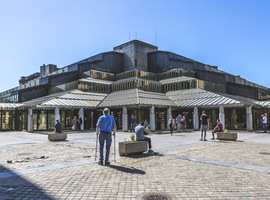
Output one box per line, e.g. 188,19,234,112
211,119,223,140
200,111,209,141
130,114,135,132
96,108,116,166
135,121,153,153
262,114,267,133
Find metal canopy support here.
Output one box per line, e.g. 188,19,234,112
79,108,84,131
122,107,128,132
167,107,172,130
150,106,155,132
219,106,225,130
54,107,60,125
246,106,253,131
193,107,199,130
27,108,33,132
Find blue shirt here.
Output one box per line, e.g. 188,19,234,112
135,124,145,140
96,114,116,133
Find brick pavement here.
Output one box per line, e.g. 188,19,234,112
1,132,270,199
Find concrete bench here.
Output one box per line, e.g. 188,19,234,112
217,132,237,141
119,141,148,156
48,133,67,141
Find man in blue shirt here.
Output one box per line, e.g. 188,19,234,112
54,119,62,133
135,121,153,152
96,108,116,166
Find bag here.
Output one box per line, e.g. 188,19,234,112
72,125,75,130
173,124,177,129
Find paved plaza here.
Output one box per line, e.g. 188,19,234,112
0,130,270,199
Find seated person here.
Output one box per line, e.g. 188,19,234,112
135,121,153,152
54,119,62,133
211,119,223,140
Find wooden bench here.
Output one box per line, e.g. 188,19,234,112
217,132,237,141
119,141,148,156
48,133,67,141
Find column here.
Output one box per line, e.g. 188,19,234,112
219,106,225,129
122,107,128,132
150,106,155,132
246,106,253,131
167,107,172,130
27,108,33,132
193,107,199,130
79,108,84,131
54,107,60,125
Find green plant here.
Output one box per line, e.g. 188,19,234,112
130,134,135,142
224,129,228,133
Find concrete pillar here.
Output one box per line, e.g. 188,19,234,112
122,107,128,132
150,106,155,132
27,108,33,132
54,107,60,125
246,106,253,131
193,107,199,130
79,108,84,131
167,107,172,130
219,106,225,129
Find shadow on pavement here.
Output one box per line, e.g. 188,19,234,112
125,152,164,159
106,164,145,175
0,165,55,200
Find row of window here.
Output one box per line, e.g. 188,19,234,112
78,81,110,93
116,70,157,81
112,80,163,93
158,69,183,80
90,70,115,81
164,80,197,92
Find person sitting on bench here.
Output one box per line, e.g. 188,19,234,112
135,121,153,153
211,119,223,140
54,119,62,133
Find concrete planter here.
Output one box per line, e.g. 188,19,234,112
217,132,237,141
48,133,67,141
119,141,147,156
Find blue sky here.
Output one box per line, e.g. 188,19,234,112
0,0,269,92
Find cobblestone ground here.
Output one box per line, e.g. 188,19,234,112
1,133,270,199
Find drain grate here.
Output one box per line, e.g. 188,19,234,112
138,193,175,200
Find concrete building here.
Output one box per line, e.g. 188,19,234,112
0,40,269,132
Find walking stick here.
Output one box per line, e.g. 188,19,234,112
95,130,99,161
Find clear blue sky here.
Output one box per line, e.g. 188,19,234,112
0,0,269,92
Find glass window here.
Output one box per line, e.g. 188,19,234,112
48,111,54,130
39,111,47,130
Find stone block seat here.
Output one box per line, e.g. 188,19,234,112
119,141,148,156
48,133,67,141
217,132,237,141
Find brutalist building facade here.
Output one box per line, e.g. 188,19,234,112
0,40,269,132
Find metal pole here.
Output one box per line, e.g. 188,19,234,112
114,133,116,162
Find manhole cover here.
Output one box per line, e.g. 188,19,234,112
137,193,176,200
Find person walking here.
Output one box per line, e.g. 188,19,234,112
130,114,135,132
96,108,116,166
176,115,181,132
262,114,267,133
72,116,77,130
168,116,175,136
200,111,209,141
135,121,153,153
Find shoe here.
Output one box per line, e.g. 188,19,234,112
148,149,153,153
211,138,215,140
204,139,207,141
98,161,103,165
199,139,203,141
105,162,110,166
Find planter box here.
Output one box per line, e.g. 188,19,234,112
119,141,148,156
217,132,237,141
48,133,67,141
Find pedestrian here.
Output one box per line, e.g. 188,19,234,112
176,115,181,132
72,116,77,130
130,114,135,132
211,119,223,140
181,115,186,132
54,119,62,133
144,119,149,128
78,117,83,131
200,111,209,141
262,114,267,133
96,108,116,166
168,115,175,136
135,121,153,153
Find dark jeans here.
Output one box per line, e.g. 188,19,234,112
99,132,112,163
139,137,152,149
130,123,135,132
263,123,267,132
169,123,173,133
